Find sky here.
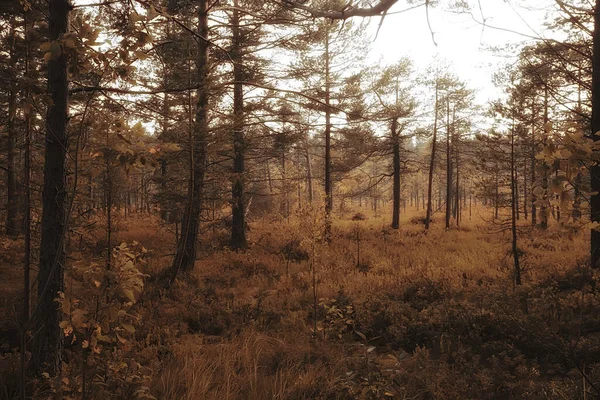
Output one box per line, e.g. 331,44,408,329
366,0,559,103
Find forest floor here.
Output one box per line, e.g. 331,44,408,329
1,205,600,399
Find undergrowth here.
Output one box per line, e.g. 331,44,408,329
1,206,598,399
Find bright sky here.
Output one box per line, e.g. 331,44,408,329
367,0,558,103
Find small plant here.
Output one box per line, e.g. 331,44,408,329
352,212,367,221
55,241,154,399
281,238,309,276
319,297,356,340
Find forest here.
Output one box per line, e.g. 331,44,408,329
2,0,600,398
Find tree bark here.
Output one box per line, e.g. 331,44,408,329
231,3,246,249
305,146,313,203
425,79,438,230
591,0,600,267
6,18,18,237
171,0,209,278
540,87,549,229
445,98,452,230
391,118,400,229
324,30,332,241
531,100,537,226
30,0,70,376
511,122,521,285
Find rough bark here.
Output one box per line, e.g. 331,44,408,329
540,87,549,229
511,124,522,285
171,0,209,278
30,0,70,376
425,79,438,230
231,4,246,249
391,118,400,229
6,18,18,237
531,100,537,226
324,31,332,241
305,147,313,203
445,99,452,230
591,0,600,267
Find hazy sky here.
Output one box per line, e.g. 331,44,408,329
367,0,558,103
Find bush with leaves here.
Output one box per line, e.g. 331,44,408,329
50,241,154,399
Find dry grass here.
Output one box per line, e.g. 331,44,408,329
1,204,598,399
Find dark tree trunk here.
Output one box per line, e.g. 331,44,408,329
231,4,246,249
306,147,313,203
20,18,33,397
540,87,549,229
455,131,460,226
324,32,332,241
530,100,537,226
523,156,528,220
30,0,70,376
391,119,400,229
6,19,18,237
445,98,452,230
511,124,521,285
425,79,439,230
171,0,209,278
591,0,600,267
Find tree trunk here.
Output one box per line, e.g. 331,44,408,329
511,122,521,285
391,118,400,229
523,156,528,220
171,0,209,278
20,17,33,397
425,79,439,230
324,31,332,241
540,87,549,229
530,100,537,226
231,3,246,249
445,98,452,230
6,18,18,237
30,0,70,376
305,147,313,203
591,0,600,267
455,128,460,226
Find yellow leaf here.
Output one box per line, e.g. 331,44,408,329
121,323,135,333
135,51,149,60
49,41,62,59
122,288,136,303
64,36,77,48
40,42,51,51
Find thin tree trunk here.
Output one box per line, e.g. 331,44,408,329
445,98,452,230
511,123,521,285
531,100,537,226
30,0,70,376
592,0,600,267
6,18,18,237
391,118,400,229
20,17,32,397
523,155,528,220
306,147,313,203
324,31,332,241
425,79,439,230
455,131,460,226
171,0,209,279
540,87,549,229
231,3,246,249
